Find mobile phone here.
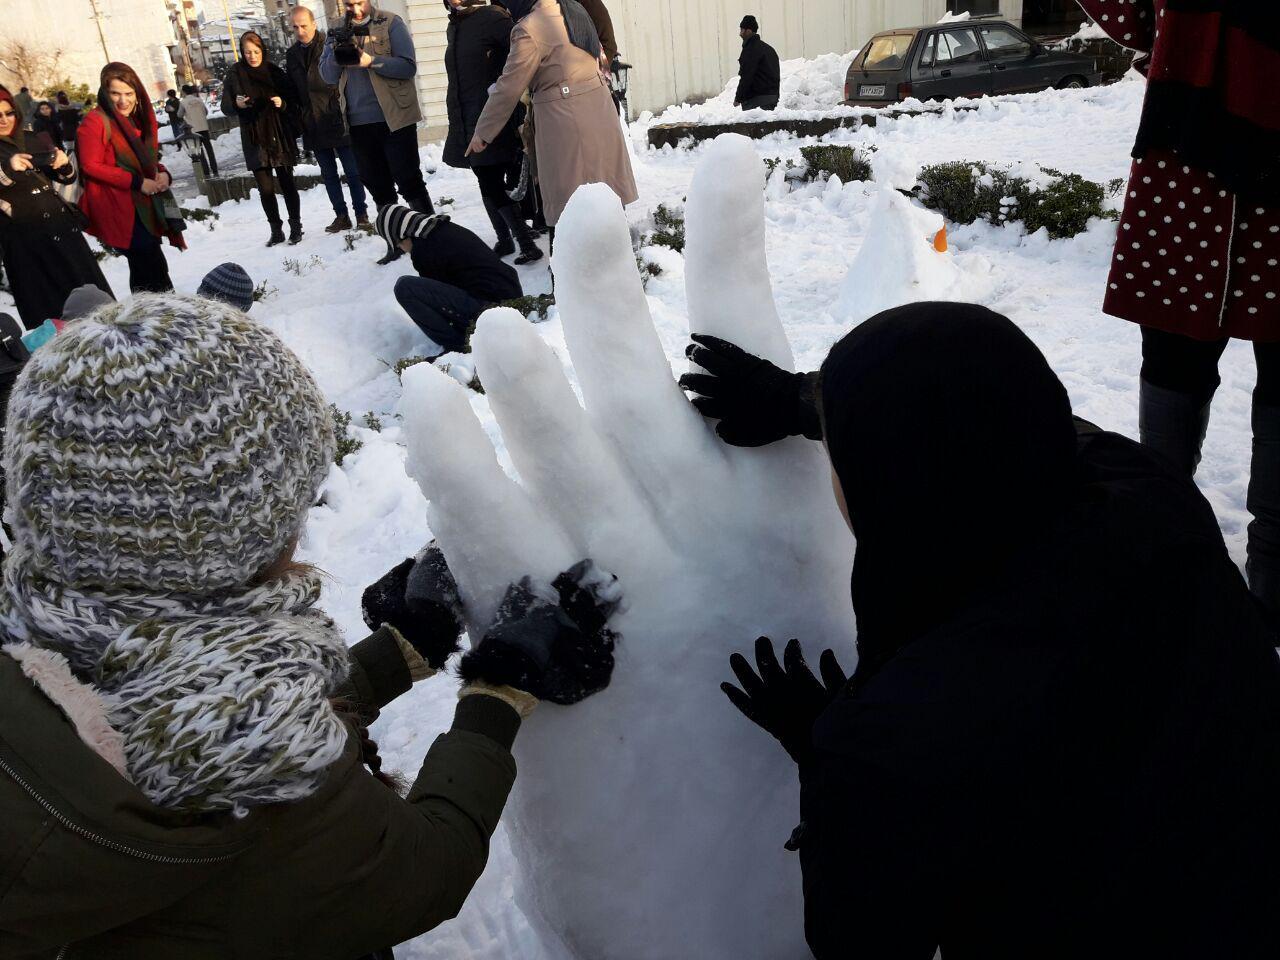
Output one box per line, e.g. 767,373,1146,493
28,150,56,167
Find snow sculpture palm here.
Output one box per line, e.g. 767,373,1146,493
401,135,855,960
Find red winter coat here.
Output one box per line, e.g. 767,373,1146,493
76,108,178,252
1079,0,1279,342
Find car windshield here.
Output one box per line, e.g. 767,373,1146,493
861,34,914,71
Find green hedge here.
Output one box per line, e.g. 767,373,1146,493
916,161,1107,239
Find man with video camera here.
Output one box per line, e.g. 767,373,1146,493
320,0,433,264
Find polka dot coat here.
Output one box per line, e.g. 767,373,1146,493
1106,148,1280,342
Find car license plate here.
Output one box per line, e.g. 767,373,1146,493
859,84,887,98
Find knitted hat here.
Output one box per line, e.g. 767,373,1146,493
375,205,449,246
61,283,114,321
3,293,335,594
740,15,759,31
197,262,255,313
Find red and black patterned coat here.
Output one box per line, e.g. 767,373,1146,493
1078,0,1280,341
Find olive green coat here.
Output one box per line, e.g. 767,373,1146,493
0,628,519,959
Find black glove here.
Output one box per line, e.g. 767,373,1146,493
460,561,621,705
679,334,823,447
361,543,465,670
721,637,848,764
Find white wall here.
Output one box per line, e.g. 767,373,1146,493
1,0,177,99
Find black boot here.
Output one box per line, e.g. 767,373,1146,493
408,194,435,215
1247,399,1280,628
266,220,285,247
484,197,515,258
1138,378,1213,476
498,204,544,265
288,219,304,245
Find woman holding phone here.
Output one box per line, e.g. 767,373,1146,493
77,62,185,294
0,85,111,328
222,31,305,247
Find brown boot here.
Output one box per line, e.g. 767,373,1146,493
325,214,353,234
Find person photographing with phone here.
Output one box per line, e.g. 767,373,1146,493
77,62,184,294
320,0,434,265
222,31,306,247
0,84,112,329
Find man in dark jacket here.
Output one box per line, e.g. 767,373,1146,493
163,89,182,133
376,204,522,356
686,304,1280,959
289,6,369,232
735,16,780,111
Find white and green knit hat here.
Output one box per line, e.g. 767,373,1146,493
3,293,336,594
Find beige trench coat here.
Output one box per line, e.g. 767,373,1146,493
473,0,638,226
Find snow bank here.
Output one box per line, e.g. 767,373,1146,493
651,50,861,126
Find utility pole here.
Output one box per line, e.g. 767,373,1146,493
87,0,111,63
219,0,239,61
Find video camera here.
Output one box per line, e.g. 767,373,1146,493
330,13,371,66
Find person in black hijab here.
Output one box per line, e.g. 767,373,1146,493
221,31,305,246
683,303,1280,959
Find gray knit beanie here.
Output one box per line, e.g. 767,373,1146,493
197,262,255,313
61,283,115,321
3,293,336,594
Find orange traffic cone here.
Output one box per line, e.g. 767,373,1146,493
933,225,949,253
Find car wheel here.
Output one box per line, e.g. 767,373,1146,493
1057,76,1088,90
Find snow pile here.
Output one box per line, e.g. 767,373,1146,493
651,50,861,126
399,137,855,960
838,187,993,323
937,10,972,24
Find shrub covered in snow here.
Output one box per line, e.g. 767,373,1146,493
916,161,1108,239
799,144,873,184
330,405,362,465
649,203,686,252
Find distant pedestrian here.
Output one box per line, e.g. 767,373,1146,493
469,0,637,230
376,203,522,355
0,85,113,329
288,5,370,233
163,89,182,133
197,261,255,312
30,101,61,149
443,0,542,264
734,16,780,111
319,0,432,264
223,31,305,247
178,84,218,175
14,88,33,130
54,92,82,151
77,62,184,294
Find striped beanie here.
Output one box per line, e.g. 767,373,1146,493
3,293,335,594
197,262,255,313
375,204,449,246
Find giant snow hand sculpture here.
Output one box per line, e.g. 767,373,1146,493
399,134,856,960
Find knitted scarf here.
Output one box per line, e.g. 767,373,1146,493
0,552,351,816
90,102,186,249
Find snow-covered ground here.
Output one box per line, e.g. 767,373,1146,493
2,74,1264,956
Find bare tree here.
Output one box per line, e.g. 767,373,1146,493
0,40,66,93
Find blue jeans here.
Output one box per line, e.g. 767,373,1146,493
394,276,485,353
314,143,368,218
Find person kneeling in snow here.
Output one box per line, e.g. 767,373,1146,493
683,303,1280,959
377,203,523,358
0,293,619,958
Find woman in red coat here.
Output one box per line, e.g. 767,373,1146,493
77,62,185,293
1078,0,1280,619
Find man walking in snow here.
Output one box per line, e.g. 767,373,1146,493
178,84,218,176
734,16,780,111
320,0,433,264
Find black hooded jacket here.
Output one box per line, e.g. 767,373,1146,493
736,33,780,104
800,304,1280,959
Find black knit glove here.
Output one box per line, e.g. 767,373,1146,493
722,637,848,764
679,334,823,447
361,544,465,670
460,561,621,705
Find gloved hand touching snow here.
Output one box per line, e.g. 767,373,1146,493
460,561,621,705
721,637,847,764
361,543,466,670
680,334,823,447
